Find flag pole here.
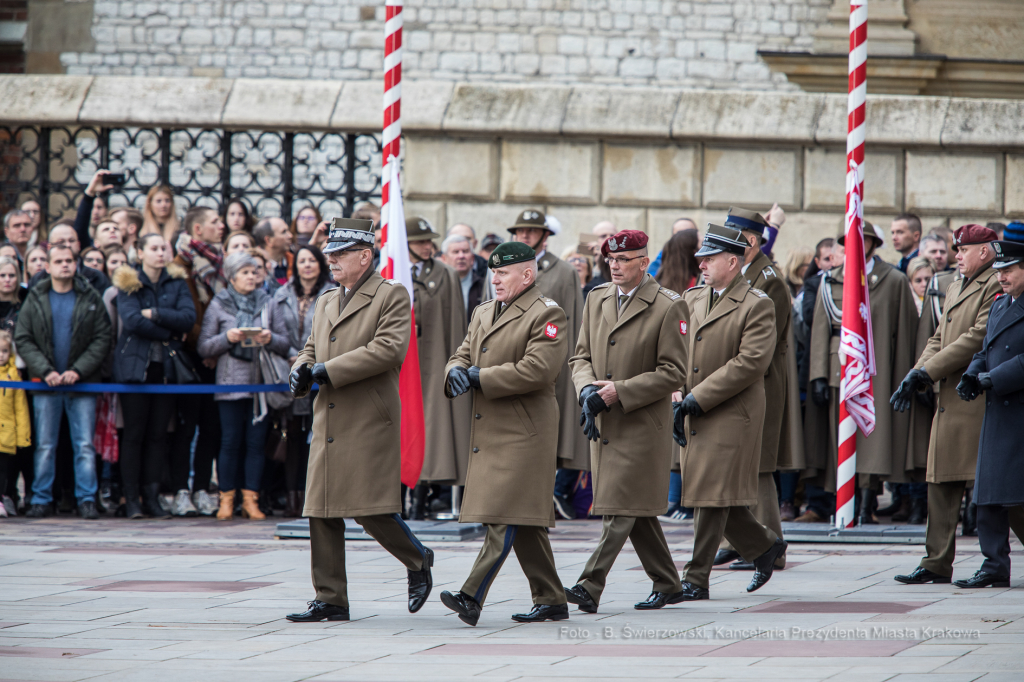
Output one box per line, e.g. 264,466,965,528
837,0,869,529
380,0,402,277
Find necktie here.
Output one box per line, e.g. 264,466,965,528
709,290,720,314
618,293,629,317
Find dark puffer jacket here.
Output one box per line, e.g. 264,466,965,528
112,264,196,383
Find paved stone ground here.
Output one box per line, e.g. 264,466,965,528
0,516,1021,682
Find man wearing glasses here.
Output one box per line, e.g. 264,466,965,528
564,229,690,613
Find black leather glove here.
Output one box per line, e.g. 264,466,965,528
680,393,703,417
580,407,601,442
579,384,599,406
447,366,470,397
311,362,331,388
978,372,993,390
289,364,312,395
672,401,687,448
891,368,931,413
468,366,481,390
811,378,830,407
915,385,935,410
583,389,610,417
957,374,981,402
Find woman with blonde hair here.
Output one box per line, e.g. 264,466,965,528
906,256,935,316
141,185,181,244
783,246,814,298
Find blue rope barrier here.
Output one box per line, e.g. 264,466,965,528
0,382,292,394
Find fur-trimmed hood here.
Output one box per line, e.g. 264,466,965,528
113,263,188,294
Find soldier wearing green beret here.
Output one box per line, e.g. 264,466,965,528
404,216,472,519
439,241,571,626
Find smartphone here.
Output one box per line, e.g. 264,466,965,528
105,172,127,186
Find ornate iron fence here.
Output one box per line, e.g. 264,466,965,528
0,125,384,225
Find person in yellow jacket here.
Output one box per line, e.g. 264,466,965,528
0,330,30,517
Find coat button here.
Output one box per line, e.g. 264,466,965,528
609,339,616,345
690,430,696,436
1005,401,1010,406
472,447,479,453
696,335,702,341
328,403,335,408
330,336,336,342
606,373,612,379
1007,345,1011,350
693,367,699,373
947,316,952,322
475,413,481,419
482,347,488,352
602,439,608,445
939,407,945,413
327,437,334,443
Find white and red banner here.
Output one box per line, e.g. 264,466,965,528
836,0,874,529
378,0,424,488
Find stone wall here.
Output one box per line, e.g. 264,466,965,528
53,0,832,89
3,75,1023,266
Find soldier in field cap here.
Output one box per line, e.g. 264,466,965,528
564,229,691,613
508,209,589,478
284,218,434,623
439,240,571,626
404,216,471,519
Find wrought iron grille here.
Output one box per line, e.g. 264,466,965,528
0,126,384,225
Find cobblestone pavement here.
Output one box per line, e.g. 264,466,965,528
0,516,1021,682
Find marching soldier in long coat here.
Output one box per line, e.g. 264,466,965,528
955,238,1024,588
892,225,1003,585
406,216,472,517
509,210,589,473
676,225,787,600
285,220,433,623
715,207,791,570
805,222,918,523
440,241,571,626
564,229,689,613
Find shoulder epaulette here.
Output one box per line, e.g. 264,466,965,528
658,287,681,300
749,287,768,298
382,279,400,286
592,282,613,291
685,284,705,292
542,297,559,307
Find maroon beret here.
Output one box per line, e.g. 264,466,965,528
953,224,998,247
601,229,649,257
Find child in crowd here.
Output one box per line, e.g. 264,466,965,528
0,330,30,517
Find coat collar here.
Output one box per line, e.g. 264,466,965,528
945,261,996,314
326,270,384,330
697,272,748,330
599,274,659,332
987,294,1024,343
480,284,541,340
743,251,772,286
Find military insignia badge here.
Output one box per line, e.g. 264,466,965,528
994,242,1003,255
491,253,500,267
679,321,687,335
544,323,558,339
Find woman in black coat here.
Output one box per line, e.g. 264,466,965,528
113,233,196,519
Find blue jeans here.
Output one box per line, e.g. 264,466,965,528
217,399,269,492
669,471,682,506
31,393,98,505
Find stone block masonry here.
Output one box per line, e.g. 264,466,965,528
58,0,833,90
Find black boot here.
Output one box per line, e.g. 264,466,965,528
142,483,170,519
409,483,428,521
857,488,877,525
907,496,927,525
875,483,903,516
962,489,977,536
891,497,913,522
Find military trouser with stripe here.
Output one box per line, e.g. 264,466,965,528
461,524,565,606
576,515,681,603
309,514,429,609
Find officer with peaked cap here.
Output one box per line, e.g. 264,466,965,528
508,209,589,474
440,241,571,626
405,216,472,518
892,225,1003,586
286,218,434,623
805,221,918,524
954,238,1024,588
564,229,690,613
714,207,793,571
676,224,787,600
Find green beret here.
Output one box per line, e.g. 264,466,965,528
488,241,536,269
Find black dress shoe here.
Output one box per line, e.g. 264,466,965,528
953,570,1010,589
440,590,481,626
747,538,788,592
677,582,709,600
729,560,755,571
714,549,741,566
125,500,144,520
511,603,569,622
564,584,597,613
408,547,433,613
25,503,51,518
634,590,688,610
78,500,99,520
286,600,350,622
894,566,951,584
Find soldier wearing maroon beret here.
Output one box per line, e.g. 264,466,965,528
893,224,1024,586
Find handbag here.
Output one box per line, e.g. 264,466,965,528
167,344,202,384
258,308,293,411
